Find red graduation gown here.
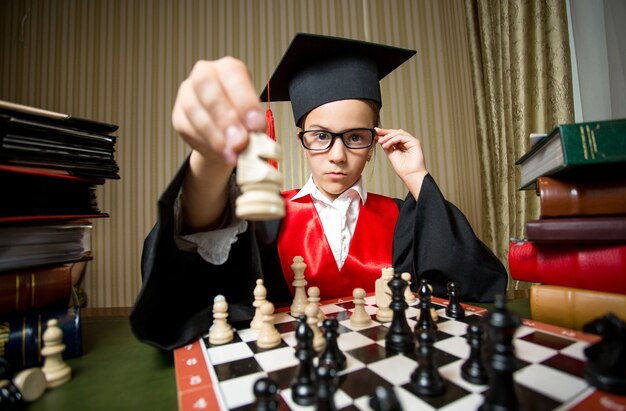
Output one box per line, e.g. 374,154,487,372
277,190,399,299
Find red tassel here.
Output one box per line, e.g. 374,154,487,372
265,82,278,169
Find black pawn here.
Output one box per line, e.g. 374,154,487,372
414,279,437,334
316,364,338,411
320,318,346,371
291,314,317,406
385,271,416,354
369,386,402,411
445,281,465,319
410,330,445,396
461,324,488,385
479,294,521,411
253,377,279,411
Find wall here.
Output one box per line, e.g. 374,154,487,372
568,0,626,121
0,0,483,308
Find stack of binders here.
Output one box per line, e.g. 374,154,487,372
0,100,119,371
510,118,626,330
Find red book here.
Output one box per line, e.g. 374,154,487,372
508,240,626,294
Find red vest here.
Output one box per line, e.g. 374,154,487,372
277,190,400,299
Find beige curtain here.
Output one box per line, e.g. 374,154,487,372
464,0,574,287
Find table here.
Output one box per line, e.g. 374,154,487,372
24,308,177,411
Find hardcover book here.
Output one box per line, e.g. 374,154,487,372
0,306,82,371
530,284,626,330
0,264,73,316
537,175,626,217
525,216,626,243
508,240,626,294
516,118,626,189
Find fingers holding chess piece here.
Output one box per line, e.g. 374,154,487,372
235,132,285,221
41,319,71,388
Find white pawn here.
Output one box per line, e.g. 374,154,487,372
257,301,281,349
375,267,394,322
290,256,308,317
350,288,373,327
305,303,326,352
209,295,234,345
307,286,325,323
250,279,267,330
41,319,71,388
402,272,417,305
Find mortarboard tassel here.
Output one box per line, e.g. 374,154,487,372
265,82,278,169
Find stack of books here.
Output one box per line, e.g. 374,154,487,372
509,118,626,330
0,100,119,371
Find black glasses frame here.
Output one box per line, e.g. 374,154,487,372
297,128,376,151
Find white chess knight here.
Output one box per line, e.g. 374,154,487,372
235,132,285,220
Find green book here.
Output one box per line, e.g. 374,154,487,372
515,118,626,189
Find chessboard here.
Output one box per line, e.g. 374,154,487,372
174,294,626,411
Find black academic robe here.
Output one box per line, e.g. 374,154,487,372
130,160,507,350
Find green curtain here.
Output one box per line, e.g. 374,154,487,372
464,0,574,288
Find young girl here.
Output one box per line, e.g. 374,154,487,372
131,33,507,350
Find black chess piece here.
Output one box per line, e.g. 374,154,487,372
445,281,465,319
0,357,23,410
369,386,403,411
410,330,445,396
253,377,279,411
414,279,437,334
461,324,488,385
385,271,416,354
316,363,338,411
291,315,317,406
583,313,626,395
320,318,347,371
479,294,521,411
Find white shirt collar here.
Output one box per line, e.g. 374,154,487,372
291,175,368,205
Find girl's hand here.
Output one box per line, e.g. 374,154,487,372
376,127,429,199
171,57,266,166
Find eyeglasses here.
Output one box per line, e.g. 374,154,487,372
298,128,376,151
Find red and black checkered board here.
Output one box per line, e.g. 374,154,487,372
175,294,626,410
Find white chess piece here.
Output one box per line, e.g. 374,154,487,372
350,288,373,327
375,267,394,322
307,286,325,323
290,256,308,317
257,301,281,349
235,132,285,220
209,295,234,345
12,368,46,402
250,279,267,330
305,303,326,352
402,272,417,305
40,319,71,388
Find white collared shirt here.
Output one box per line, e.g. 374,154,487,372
291,175,367,268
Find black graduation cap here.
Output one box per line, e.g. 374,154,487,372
260,33,416,126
